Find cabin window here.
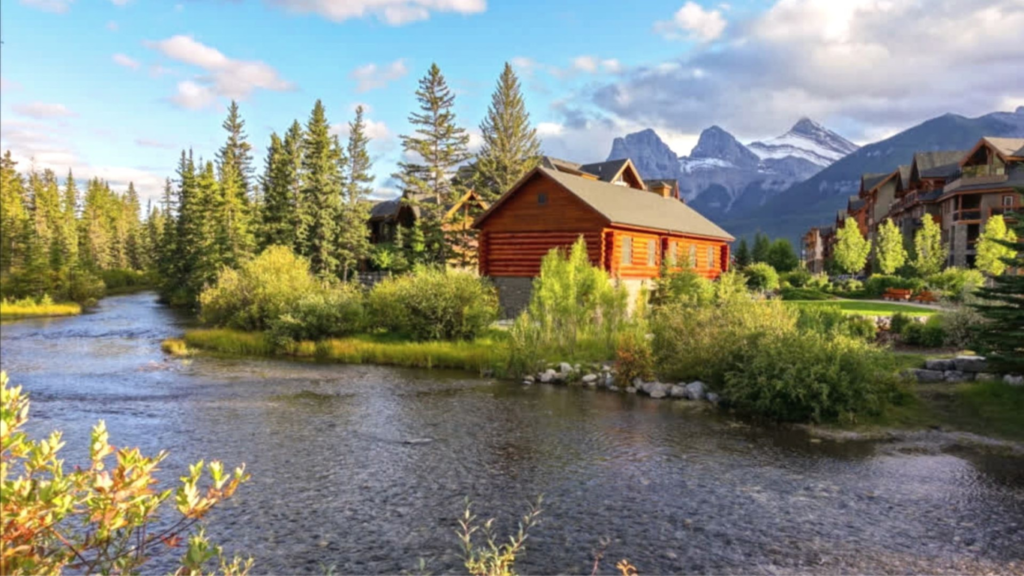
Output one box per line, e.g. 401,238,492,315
707,246,715,269
688,245,697,268
621,237,633,265
537,193,548,205
668,241,677,265
1004,195,1016,207
647,239,657,266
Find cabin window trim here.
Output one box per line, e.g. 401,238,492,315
537,192,548,205
668,241,677,266
1003,194,1015,207
647,239,657,267
621,237,633,266
707,246,715,270
688,245,697,268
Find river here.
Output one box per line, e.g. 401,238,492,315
2,292,1022,574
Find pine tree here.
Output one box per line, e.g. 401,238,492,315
875,218,907,275
912,214,946,276
124,182,144,270
752,232,771,263
215,103,256,268
337,105,374,281
972,198,1024,374
766,238,799,272
55,169,80,271
395,63,471,264
734,238,751,268
833,217,870,275
474,62,540,202
1,151,30,273
156,178,178,285
296,100,343,276
976,215,1018,276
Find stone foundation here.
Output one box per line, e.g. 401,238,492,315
491,276,534,319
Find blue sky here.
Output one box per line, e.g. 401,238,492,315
2,0,1022,202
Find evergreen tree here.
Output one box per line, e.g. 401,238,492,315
156,178,178,285
1,151,30,273
766,238,799,273
296,100,343,276
751,232,771,263
57,169,80,270
395,63,471,264
912,214,946,276
337,105,374,280
80,178,112,270
734,238,751,268
474,62,540,202
215,103,256,268
972,200,1024,374
875,218,907,275
124,182,144,270
259,122,304,251
833,217,870,275
976,215,1018,276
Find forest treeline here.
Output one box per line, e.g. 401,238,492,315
0,62,540,307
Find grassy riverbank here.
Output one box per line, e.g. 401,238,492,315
0,298,82,320
785,300,939,317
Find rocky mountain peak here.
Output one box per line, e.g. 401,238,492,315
690,126,760,168
607,128,680,179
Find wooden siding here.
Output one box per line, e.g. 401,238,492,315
480,231,603,277
608,229,661,279
607,229,727,280
662,236,726,279
477,176,607,233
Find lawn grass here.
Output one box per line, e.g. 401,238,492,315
0,299,82,320
785,299,939,317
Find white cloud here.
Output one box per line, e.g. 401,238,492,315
0,119,166,201
267,0,486,26
655,1,727,42
169,80,218,110
134,138,174,149
536,122,564,137
112,53,140,70
572,56,599,74
0,77,21,92
594,0,1024,141
146,35,294,107
19,0,74,14
106,20,119,31
601,59,623,74
11,102,76,119
350,59,408,92
330,118,391,141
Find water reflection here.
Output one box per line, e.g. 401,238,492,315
1,292,1022,574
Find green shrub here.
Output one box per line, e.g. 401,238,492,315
806,273,831,291
721,331,900,423
614,325,653,387
368,267,498,341
744,262,780,291
100,268,153,292
268,283,365,346
715,269,751,304
926,267,984,300
831,278,863,294
651,268,714,307
889,312,913,335
781,269,812,288
63,268,106,304
780,286,832,301
199,246,320,330
864,274,925,298
795,304,877,341
940,303,987,350
902,315,946,347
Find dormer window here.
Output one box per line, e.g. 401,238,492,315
537,193,548,205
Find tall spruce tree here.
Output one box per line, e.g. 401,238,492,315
215,103,256,268
337,105,374,281
217,100,255,195
875,218,907,275
474,62,540,202
0,151,29,272
395,63,471,264
734,238,751,268
752,232,771,263
58,169,80,270
296,99,343,276
972,197,1024,374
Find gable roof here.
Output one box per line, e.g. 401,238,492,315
983,137,1024,160
914,150,966,178
861,173,889,194
474,167,733,241
897,164,912,186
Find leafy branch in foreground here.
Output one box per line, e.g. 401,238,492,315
457,496,543,576
0,371,251,576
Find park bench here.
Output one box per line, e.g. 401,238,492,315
913,290,938,303
883,288,913,301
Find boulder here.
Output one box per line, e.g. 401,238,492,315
907,369,945,383
626,386,637,394
924,359,955,371
581,374,598,384
539,369,557,384
522,380,533,386
685,381,706,401
558,362,574,374
943,370,968,383
670,385,688,399
975,373,998,382
1005,374,1024,387
706,392,721,404
649,388,667,399
523,375,535,384
953,356,988,373
643,382,668,397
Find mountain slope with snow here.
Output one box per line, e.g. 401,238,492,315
748,118,860,166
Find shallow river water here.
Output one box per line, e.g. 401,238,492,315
2,292,1023,574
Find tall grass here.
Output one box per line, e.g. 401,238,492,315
183,329,275,356
0,296,81,319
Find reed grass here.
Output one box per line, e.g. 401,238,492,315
160,338,191,357
182,329,275,356
0,298,82,319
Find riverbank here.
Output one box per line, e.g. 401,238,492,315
0,298,82,320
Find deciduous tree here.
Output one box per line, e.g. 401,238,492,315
833,217,870,275
875,218,907,275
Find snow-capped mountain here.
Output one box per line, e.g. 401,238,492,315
607,119,858,223
748,118,860,166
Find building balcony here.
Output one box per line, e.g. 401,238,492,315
944,173,1009,193
951,209,982,222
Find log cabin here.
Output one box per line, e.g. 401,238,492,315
369,189,488,268
473,156,734,316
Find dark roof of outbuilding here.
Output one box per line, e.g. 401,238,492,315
369,198,402,220
915,150,967,178
579,159,631,183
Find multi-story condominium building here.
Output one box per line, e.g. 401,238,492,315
803,137,1024,272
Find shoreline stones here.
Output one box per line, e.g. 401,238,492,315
906,355,1015,384
531,362,720,404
